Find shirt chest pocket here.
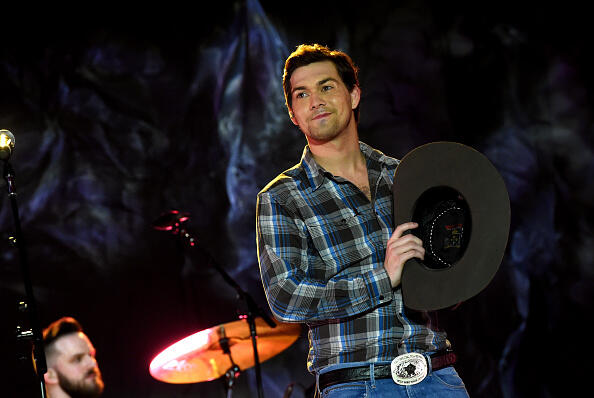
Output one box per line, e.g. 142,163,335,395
303,212,373,274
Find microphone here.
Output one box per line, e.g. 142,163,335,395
0,129,15,161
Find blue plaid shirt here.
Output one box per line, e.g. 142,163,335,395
256,142,448,372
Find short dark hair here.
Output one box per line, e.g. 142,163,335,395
283,43,360,122
43,317,83,349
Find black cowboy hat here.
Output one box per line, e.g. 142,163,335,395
393,141,510,311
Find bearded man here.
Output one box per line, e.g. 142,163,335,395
43,317,104,398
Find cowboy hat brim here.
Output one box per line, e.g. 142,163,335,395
393,141,511,311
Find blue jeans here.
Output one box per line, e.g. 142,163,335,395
320,366,469,397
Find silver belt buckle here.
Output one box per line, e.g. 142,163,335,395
391,352,428,385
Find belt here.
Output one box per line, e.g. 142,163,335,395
318,350,457,391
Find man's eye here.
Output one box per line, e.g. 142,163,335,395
295,92,307,99
322,85,333,91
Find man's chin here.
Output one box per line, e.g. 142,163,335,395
86,377,104,396
305,129,340,144
59,375,104,398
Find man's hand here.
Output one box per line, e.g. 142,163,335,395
384,222,425,288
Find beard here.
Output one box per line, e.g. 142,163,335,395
57,368,104,398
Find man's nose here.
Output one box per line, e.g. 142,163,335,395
309,92,325,109
85,355,98,368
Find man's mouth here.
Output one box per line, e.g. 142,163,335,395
86,370,99,380
312,112,331,120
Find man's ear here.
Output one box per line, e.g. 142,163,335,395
44,367,59,385
289,110,298,126
350,85,361,109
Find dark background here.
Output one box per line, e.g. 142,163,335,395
2,1,593,397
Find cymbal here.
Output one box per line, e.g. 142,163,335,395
149,317,302,384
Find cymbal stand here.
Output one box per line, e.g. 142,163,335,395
223,365,241,398
219,325,241,398
153,210,275,398
3,159,48,398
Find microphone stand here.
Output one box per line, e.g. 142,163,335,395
3,159,48,398
153,211,275,398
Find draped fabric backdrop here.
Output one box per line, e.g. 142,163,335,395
1,1,592,397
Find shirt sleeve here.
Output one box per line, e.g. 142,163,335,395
256,191,393,323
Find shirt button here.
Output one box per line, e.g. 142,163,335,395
379,295,384,300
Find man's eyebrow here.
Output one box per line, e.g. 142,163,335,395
317,77,338,86
292,77,339,94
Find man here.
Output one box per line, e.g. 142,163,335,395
256,44,469,397
43,317,104,398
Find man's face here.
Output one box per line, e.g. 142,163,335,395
289,60,360,143
50,332,104,398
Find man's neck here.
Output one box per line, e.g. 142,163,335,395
308,129,365,178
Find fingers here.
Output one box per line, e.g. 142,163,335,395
390,222,419,240
386,222,425,261
387,234,423,251
386,242,425,262
398,249,423,264
384,222,426,288
393,241,425,257
387,229,423,251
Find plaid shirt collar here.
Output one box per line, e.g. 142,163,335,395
300,141,391,191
